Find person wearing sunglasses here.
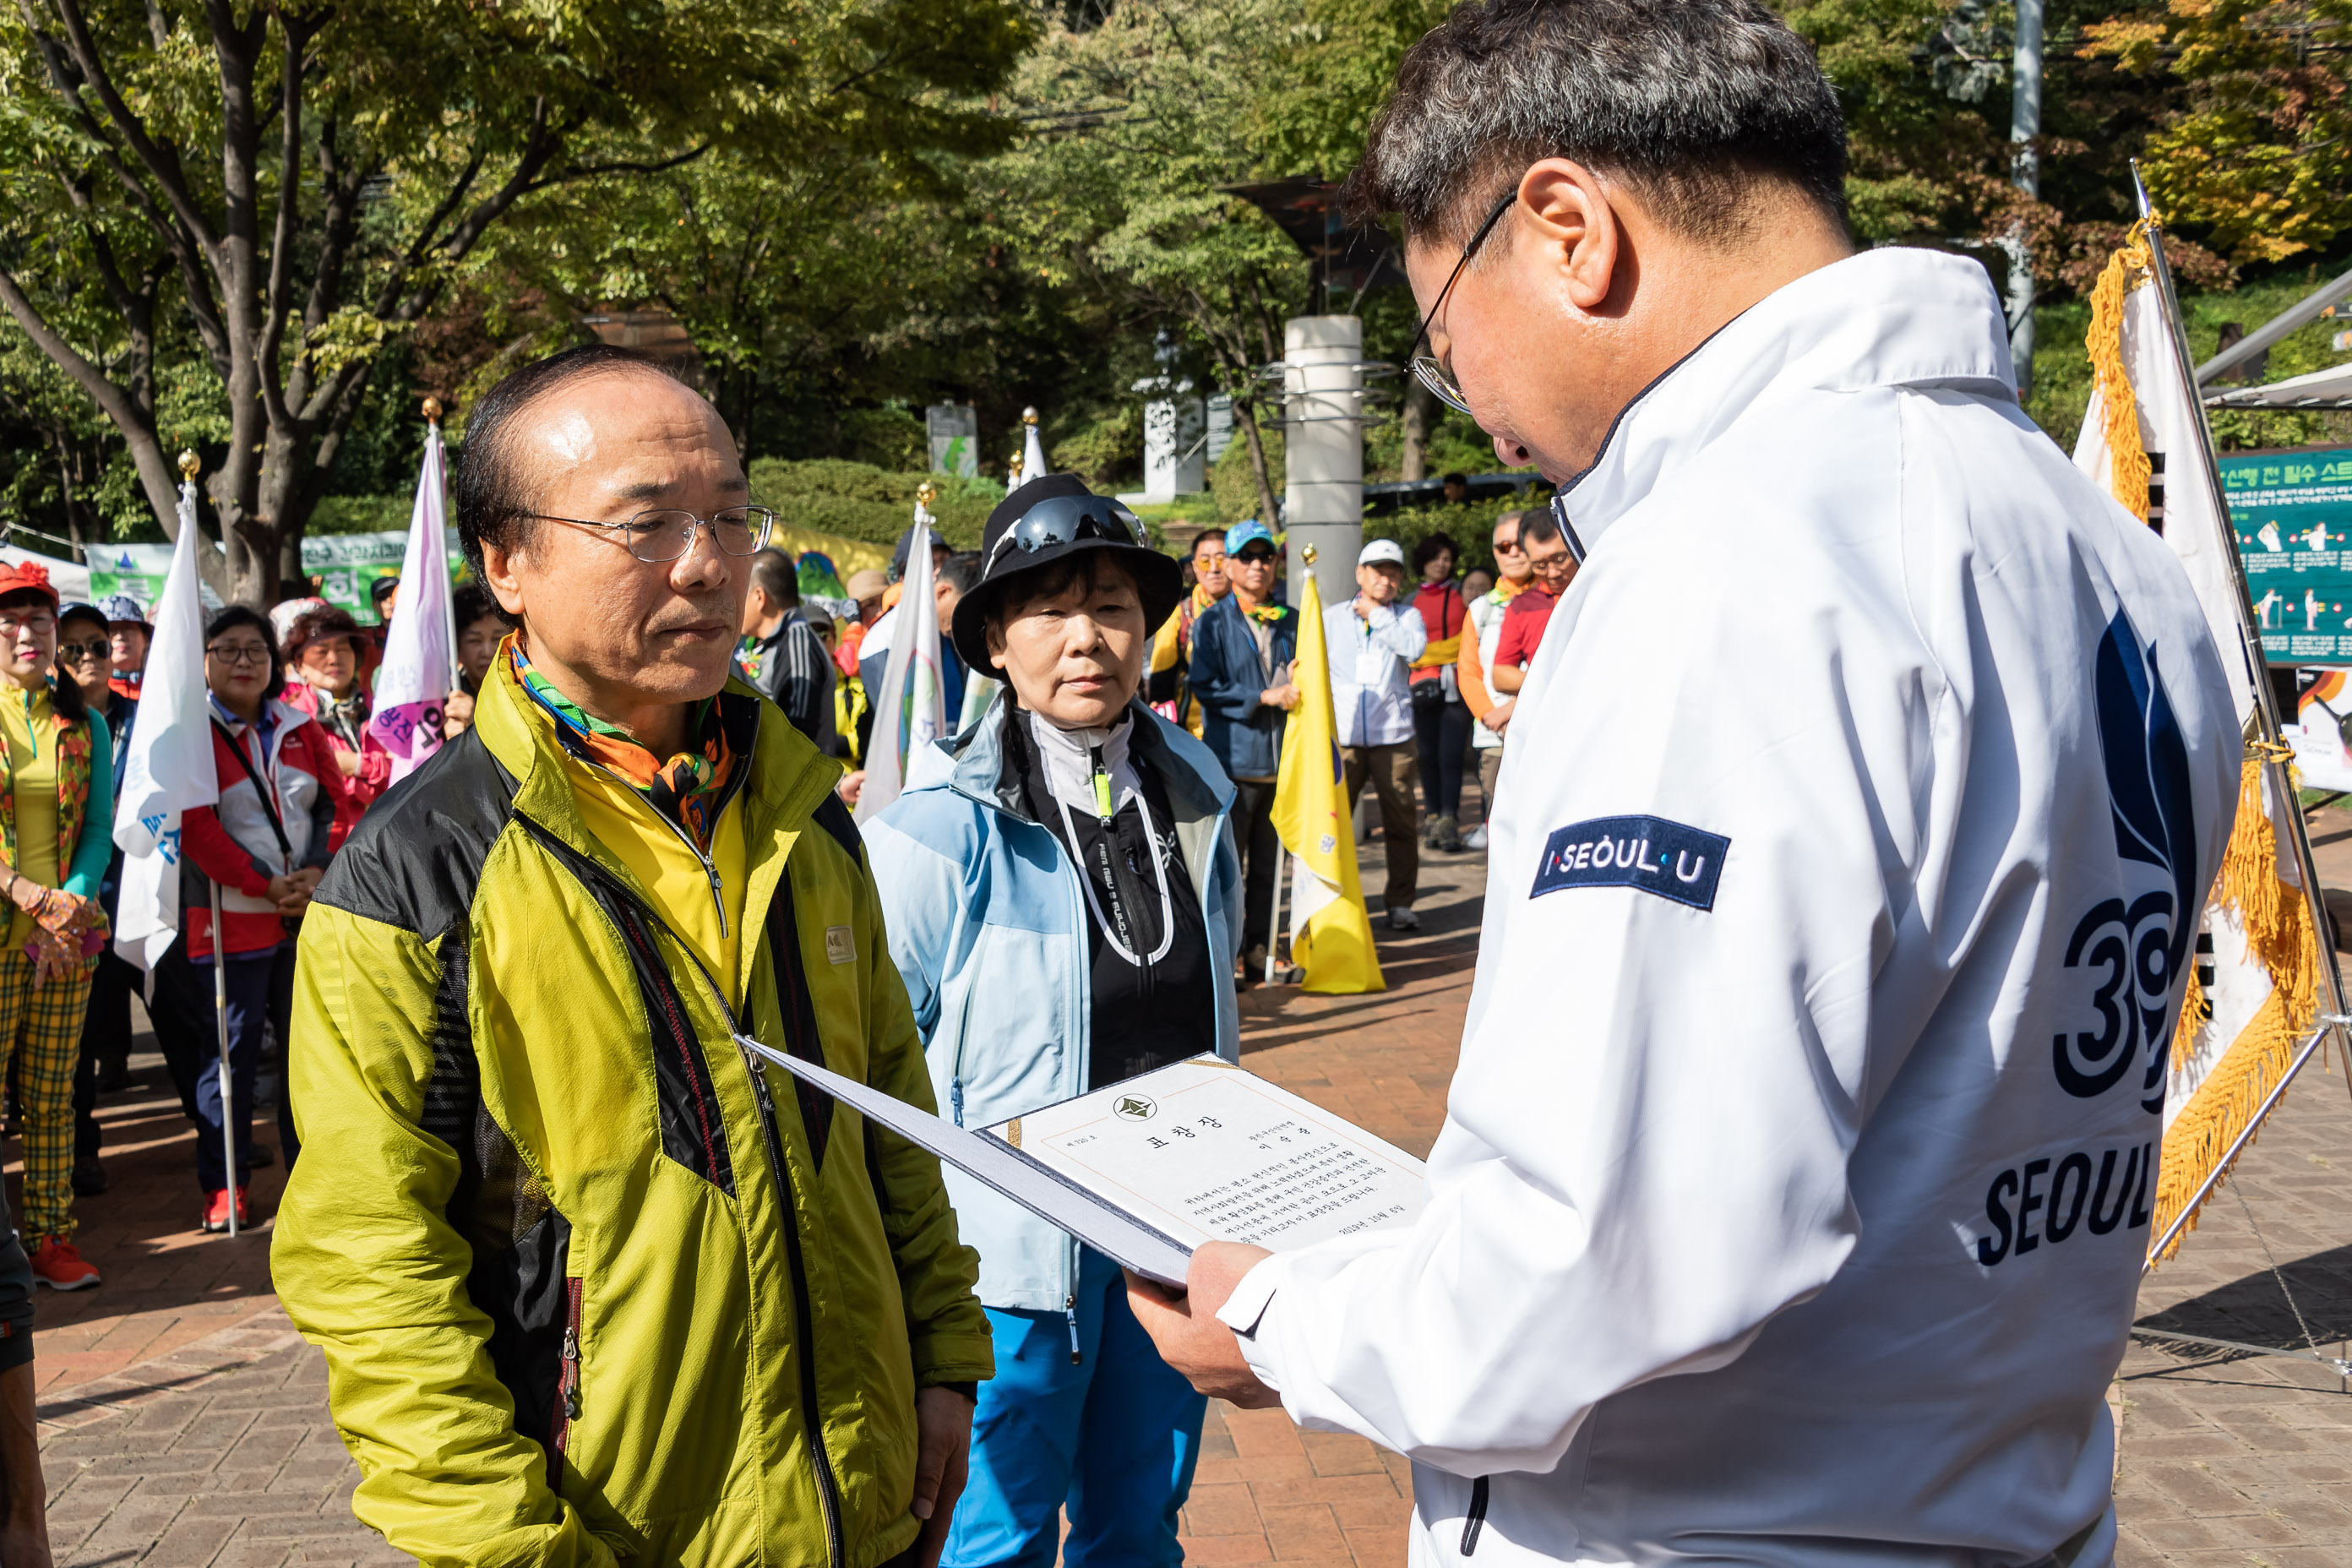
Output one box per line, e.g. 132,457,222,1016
866,474,1241,1568
53,602,128,1198
1456,510,1533,851
273,345,992,1568
1124,5,2238,1568
1183,519,1299,980
0,565,113,1292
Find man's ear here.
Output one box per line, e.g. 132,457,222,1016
1516,158,1620,312
480,535,527,623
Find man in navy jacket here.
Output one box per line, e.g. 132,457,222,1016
1184,520,1298,976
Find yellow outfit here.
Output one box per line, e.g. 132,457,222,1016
0,688,60,950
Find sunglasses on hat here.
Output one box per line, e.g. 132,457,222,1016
984,494,1144,576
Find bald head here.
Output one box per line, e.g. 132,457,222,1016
455,346,739,584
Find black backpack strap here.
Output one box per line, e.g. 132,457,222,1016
210,718,293,860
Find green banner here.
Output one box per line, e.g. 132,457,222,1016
84,529,466,626
2221,446,2352,667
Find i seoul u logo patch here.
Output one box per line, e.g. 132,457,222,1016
1530,815,1729,912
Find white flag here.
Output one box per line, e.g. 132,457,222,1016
368,423,456,782
112,478,220,971
1023,420,1048,483
854,521,945,823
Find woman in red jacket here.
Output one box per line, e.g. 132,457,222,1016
180,607,352,1232
279,606,389,849
1407,533,1471,852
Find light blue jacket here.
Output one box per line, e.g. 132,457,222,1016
866,692,1243,1311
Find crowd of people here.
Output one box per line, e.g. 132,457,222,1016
0,563,523,1286
0,8,2240,1567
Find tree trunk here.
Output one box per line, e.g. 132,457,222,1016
1233,397,1282,529
1401,380,1435,482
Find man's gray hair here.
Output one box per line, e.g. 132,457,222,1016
1342,0,1847,248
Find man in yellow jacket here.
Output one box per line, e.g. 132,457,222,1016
274,345,992,1568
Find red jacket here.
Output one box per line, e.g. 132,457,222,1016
1409,581,1467,687
1493,581,1562,672
280,680,390,849
182,700,353,959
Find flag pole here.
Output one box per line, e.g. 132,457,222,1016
1265,541,1314,987
207,878,237,1239
2132,163,2352,1075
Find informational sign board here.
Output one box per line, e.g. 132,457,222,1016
2288,668,2352,792
927,405,977,477
85,529,464,626
2220,446,2352,666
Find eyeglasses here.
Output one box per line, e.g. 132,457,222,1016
1232,548,1278,567
57,640,108,663
527,505,776,564
983,494,1143,576
1404,188,1517,417
205,644,271,666
1493,536,1526,554
0,613,56,635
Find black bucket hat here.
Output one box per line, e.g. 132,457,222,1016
950,475,1184,673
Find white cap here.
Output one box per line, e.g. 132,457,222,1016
1358,538,1407,569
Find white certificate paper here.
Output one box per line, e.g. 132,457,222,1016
745,1041,1425,1288
990,1057,1426,1252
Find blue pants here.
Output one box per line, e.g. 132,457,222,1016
191,946,296,1192
945,1246,1206,1568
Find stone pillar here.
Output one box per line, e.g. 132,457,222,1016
1282,316,1364,609
1141,387,1206,499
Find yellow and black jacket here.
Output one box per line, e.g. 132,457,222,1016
272,654,990,1568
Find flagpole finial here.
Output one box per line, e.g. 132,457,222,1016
2130,159,2157,226
422,396,443,425
1022,406,1039,426
177,450,199,481
1302,543,1317,565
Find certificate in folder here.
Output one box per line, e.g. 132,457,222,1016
737,1044,1426,1288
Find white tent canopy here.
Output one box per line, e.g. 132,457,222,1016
0,544,91,603
2202,360,2352,410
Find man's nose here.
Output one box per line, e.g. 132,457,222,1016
669,520,733,591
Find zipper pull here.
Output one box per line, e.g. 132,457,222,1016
1088,745,1113,825
560,1326,581,1418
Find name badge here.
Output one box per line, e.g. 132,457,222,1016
1529,815,1729,912
825,924,857,965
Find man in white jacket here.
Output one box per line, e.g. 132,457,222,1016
1328,538,1429,929
1127,3,2240,1565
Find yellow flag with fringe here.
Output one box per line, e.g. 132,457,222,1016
1270,563,1386,995
2073,220,2324,1265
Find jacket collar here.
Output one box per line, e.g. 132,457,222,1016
476,642,840,906
910,689,1234,825
1562,248,2015,557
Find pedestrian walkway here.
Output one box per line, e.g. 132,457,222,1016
20,813,2352,1565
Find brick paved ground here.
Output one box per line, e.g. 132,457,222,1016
23,803,2352,1565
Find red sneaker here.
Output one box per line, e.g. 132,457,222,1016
199,1187,252,1235
30,1237,100,1291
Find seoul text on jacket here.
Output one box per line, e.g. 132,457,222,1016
272,653,992,1568
863,692,1242,1311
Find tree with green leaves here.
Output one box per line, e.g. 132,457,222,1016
0,0,1032,602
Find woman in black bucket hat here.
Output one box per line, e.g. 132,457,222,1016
866,475,1244,1567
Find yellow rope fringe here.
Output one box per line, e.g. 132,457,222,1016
2148,757,2318,1264
2083,221,2156,523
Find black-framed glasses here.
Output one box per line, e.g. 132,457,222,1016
983,494,1143,575
205,644,271,666
56,640,108,663
1404,188,1517,417
527,505,776,564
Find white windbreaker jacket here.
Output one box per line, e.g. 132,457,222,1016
1216,248,2238,1567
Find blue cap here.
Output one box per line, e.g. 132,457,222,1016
1226,520,1277,557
